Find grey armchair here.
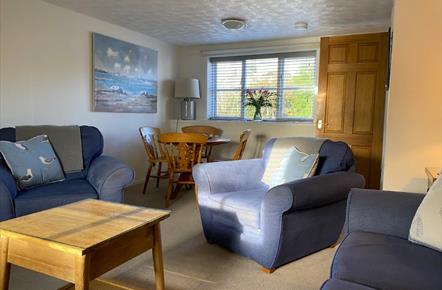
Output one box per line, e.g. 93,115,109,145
193,137,365,272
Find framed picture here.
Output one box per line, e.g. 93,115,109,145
92,33,158,113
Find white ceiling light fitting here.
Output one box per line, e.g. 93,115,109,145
294,21,308,31
221,18,246,30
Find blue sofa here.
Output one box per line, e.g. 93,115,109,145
0,126,135,221
321,189,442,290
193,138,365,271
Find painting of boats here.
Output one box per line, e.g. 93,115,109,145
93,33,158,113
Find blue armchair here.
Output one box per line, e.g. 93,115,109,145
0,126,135,221
321,189,442,290
193,138,365,272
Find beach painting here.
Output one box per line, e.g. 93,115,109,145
93,33,158,113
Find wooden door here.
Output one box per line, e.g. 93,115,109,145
316,33,388,189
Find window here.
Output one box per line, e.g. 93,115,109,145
208,51,317,121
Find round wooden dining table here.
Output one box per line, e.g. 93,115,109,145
205,136,231,162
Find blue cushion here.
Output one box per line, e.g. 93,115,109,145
15,179,97,217
332,231,442,290
0,135,64,189
270,147,318,188
321,279,377,290
209,187,267,229
0,126,104,182
316,140,354,175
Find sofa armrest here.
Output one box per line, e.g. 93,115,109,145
345,189,424,239
267,171,365,211
87,156,135,202
193,159,266,196
0,166,17,221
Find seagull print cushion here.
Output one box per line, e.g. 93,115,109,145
0,135,64,189
409,174,442,252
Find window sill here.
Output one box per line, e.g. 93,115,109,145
173,119,315,126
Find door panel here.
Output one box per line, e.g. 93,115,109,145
324,73,346,133
329,45,348,63
317,33,388,189
353,72,376,134
357,43,378,63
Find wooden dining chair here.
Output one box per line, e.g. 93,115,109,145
159,133,208,208
139,126,168,194
182,125,222,162
232,129,252,160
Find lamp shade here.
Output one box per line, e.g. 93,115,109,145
174,79,200,99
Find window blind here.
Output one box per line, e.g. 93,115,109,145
208,51,317,121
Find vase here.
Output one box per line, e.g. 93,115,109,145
253,107,262,121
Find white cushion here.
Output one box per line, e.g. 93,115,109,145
269,147,318,188
409,174,442,252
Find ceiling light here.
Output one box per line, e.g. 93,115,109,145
294,21,308,31
221,18,246,30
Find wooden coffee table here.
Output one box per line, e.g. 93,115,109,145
0,199,170,290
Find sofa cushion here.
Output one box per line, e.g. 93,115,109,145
332,231,442,290
321,279,377,290
269,147,319,188
0,135,65,189
316,140,354,175
15,179,97,217
0,126,104,182
209,188,267,229
409,175,442,251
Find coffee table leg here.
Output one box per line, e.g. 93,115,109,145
152,224,165,290
75,255,90,290
0,236,10,290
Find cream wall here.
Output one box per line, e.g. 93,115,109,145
174,38,319,159
382,0,442,192
0,0,178,182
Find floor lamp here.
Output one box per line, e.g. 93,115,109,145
174,79,200,120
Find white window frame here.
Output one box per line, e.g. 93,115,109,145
205,47,319,122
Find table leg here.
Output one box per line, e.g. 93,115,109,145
74,255,90,290
152,224,165,290
0,236,10,290
171,173,192,200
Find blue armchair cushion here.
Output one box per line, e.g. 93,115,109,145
0,135,64,189
270,147,318,188
0,126,104,181
321,279,377,290
316,140,354,175
332,231,442,290
209,186,268,229
15,179,97,217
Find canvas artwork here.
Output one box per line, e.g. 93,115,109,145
93,33,158,113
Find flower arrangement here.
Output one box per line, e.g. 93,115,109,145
244,89,276,120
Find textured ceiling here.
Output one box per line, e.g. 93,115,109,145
43,0,393,46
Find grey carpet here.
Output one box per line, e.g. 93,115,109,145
8,183,336,290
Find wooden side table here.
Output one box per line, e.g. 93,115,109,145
425,167,440,191
0,199,170,290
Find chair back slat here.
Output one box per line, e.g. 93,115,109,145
182,125,222,138
139,127,163,161
159,133,208,172
232,129,252,160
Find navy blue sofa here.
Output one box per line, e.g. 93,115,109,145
0,126,135,221
193,137,365,271
322,189,442,290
